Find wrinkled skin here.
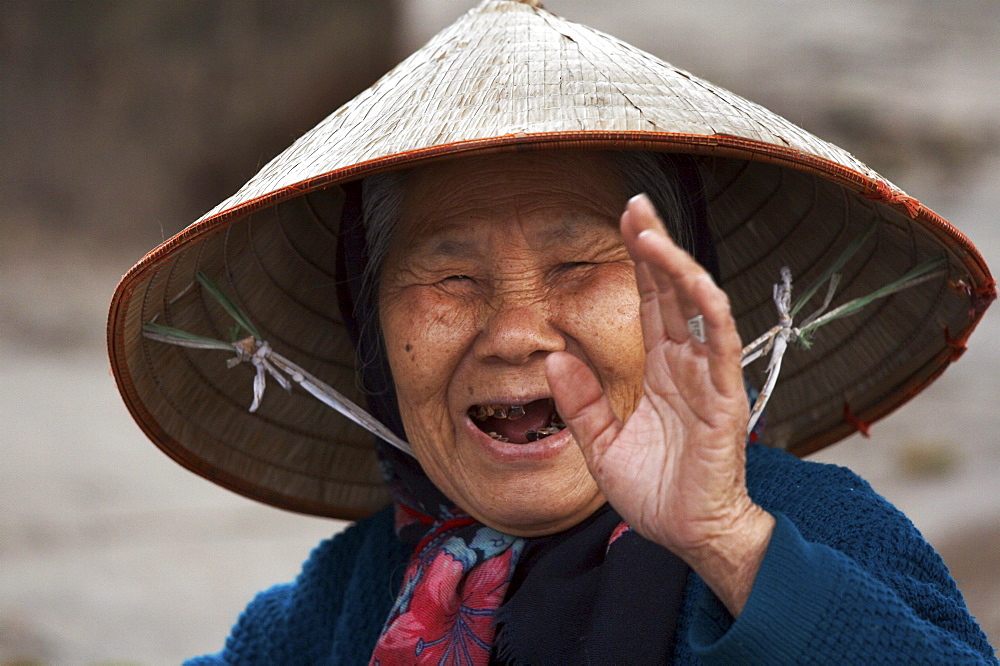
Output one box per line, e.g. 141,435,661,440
379,151,774,615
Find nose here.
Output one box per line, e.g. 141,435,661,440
473,294,565,364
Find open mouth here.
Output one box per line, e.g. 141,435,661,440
468,398,566,444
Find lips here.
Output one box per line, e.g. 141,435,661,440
468,398,566,444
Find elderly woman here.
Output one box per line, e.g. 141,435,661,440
110,1,996,663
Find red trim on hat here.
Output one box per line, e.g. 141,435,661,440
972,279,997,316
843,401,872,438
115,131,994,294
861,179,922,218
944,327,969,362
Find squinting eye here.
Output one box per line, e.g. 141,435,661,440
560,262,593,270
446,275,471,281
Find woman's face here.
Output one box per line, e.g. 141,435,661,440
379,151,646,537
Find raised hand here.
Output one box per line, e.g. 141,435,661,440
545,194,775,616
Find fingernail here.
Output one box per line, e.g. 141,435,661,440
629,193,653,211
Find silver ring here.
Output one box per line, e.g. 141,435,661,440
687,314,706,342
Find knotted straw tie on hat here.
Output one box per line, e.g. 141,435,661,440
108,0,995,520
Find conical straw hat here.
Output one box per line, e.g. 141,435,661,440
108,0,994,519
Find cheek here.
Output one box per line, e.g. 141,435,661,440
381,288,475,401
566,272,645,405
571,270,641,348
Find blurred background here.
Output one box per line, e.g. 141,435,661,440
2,0,997,662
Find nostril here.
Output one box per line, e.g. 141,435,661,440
474,303,564,363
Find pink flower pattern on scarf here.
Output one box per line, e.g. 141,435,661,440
371,516,521,665
373,548,515,664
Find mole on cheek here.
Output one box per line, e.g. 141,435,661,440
405,343,412,352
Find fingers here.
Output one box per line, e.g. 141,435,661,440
690,269,745,396
623,195,705,343
635,261,667,354
545,351,622,471
622,194,744,396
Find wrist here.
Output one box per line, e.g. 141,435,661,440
679,503,776,617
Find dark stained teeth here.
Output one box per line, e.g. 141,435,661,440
472,403,522,421
470,401,567,435
525,426,563,442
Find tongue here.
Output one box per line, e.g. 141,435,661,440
479,398,553,444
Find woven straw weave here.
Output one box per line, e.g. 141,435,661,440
108,0,993,518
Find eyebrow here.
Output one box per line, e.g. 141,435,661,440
428,238,478,258
535,218,578,246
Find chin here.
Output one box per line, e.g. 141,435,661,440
465,473,607,538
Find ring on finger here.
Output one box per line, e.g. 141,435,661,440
687,314,706,342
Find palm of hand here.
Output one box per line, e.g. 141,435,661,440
546,193,753,559
600,337,750,554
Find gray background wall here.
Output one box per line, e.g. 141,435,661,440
2,1,997,661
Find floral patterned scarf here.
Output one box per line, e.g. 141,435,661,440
368,444,690,665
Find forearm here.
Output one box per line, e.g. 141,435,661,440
686,512,997,664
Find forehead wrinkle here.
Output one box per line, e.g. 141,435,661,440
532,211,617,247
393,214,493,266
396,152,627,257
429,237,479,259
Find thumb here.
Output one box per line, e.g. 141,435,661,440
545,351,623,471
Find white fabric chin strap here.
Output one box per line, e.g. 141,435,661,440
739,259,945,436
142,324,416,457
145,250,943,457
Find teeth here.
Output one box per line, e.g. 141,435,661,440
472,400,568,442
525,425,565,442
472,403,522,422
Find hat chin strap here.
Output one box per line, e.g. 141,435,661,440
143,250,944,460
740,255,946,436
245,339,417,457
142,322,416,457
142,271,416,458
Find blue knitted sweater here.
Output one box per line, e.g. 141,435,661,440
189,445,996,664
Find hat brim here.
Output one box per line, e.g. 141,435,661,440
108,1,995,519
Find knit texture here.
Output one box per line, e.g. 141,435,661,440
187,445,997,664
186,504,408,666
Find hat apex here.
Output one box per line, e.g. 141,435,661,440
199,0,890,228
